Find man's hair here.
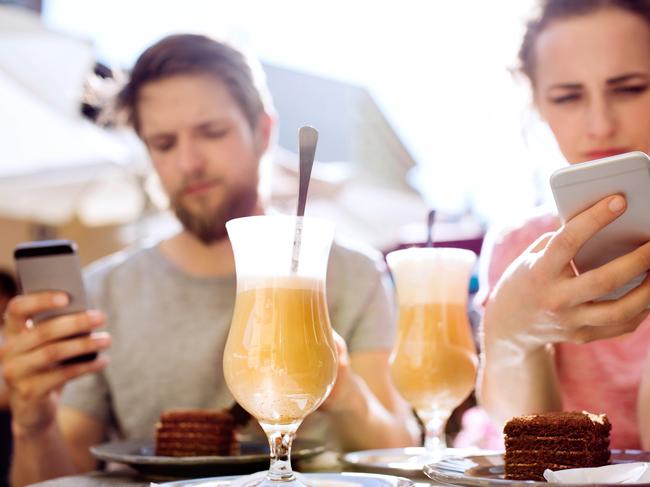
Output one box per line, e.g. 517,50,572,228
115,34,270,134
0,269,17,298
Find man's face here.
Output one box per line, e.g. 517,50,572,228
137,73,270,243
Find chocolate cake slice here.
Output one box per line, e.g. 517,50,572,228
155,408,239,457
504,411,611,481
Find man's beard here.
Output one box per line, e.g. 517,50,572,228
171,182,259,244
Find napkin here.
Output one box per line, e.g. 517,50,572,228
544,462,650,484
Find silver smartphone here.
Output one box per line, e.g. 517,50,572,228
550,151,650,301
14,239,96,364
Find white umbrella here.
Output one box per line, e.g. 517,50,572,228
0,4,145,227
0,3,92,118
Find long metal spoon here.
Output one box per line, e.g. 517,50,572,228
425,209,436,247
291,126,319,273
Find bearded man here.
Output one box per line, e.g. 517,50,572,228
0,34,420,486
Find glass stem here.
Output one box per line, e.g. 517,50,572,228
420,409,450,452
262,424,299,482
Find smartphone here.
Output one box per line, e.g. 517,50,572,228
14,239,97,364
550,151,650,301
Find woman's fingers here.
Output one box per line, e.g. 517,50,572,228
569,312,648,344
561,273,650,329
528,232,554,253
560,241,650,306
543,195,626,274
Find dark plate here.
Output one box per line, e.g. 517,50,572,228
424,449,650,487
90,438,325,478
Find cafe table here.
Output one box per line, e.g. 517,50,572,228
29,451,438,486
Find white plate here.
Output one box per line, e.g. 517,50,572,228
90,438,324,478
424,450,650,486
153,472,414,486
340,447,491,479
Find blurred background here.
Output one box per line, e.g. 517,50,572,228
0,0,568,269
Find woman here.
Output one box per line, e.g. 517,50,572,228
478,0,650,450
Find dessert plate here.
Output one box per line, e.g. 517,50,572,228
152,471,414,486
90,438,324,478
424,450,650,486
340,446,493,479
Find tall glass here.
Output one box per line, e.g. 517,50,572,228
224,215,338,487
386,247,478,461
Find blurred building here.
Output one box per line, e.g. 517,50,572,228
0,3,483,272
0,4,146,268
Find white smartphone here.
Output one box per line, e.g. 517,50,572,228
550,151,650,301
14,239,96,364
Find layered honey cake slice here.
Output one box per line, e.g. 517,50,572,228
155,408,239,457
504,411,611,481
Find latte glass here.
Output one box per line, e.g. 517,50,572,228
387,247,478,460
224,215,338,486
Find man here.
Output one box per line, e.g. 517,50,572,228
0,34,420,485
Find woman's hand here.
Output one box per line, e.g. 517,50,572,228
0,292,110,438
485,194,650,353
479,194,650,422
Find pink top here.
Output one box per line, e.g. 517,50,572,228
481,211,650,449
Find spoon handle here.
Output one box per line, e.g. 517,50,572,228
426,209,436,247
297,126,318,218
291,126,318,274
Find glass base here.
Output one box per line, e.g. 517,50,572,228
379,447,448,469
359,446,482,472
230,471,313,487
405,448,456,467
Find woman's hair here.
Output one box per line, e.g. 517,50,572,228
115,34,272,134
518,0,650,84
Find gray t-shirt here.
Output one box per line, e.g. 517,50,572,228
60,239,396,444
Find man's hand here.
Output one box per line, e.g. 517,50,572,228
319,331,352,413
1,292,110,438
317,331,420,449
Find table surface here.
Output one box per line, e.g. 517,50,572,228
29,452,437,487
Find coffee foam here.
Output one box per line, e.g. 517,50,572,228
237,275,322,292
387,247,475,306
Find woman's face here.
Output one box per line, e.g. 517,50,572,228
533,8,650,164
